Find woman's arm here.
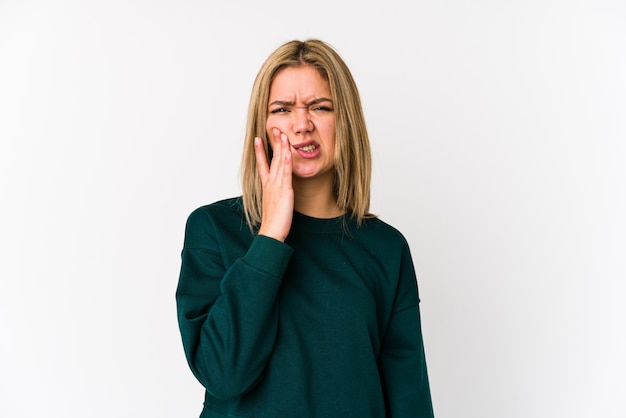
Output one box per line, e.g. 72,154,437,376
176,207,292,400
379,243,434,417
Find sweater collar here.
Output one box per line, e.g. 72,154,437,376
291,210,348,234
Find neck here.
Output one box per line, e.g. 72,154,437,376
293,173,344,219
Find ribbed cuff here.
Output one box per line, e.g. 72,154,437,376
242,235,293,281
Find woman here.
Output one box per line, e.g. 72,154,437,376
176,39,434,418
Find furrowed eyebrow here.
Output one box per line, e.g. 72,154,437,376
305,98,333,107
268,100,295,107
268,97,333,108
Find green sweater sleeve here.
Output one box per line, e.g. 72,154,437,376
176,207,293,400
379,243,434,417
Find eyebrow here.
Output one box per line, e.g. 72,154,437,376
268,97,333,107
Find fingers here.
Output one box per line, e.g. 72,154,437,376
254,136,270,180
255,128,294,242
256,128,291,182
276,131,292,178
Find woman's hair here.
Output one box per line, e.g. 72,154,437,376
240,39,373,229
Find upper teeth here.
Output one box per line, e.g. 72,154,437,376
299,145,316,152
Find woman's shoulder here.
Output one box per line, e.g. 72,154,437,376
185,196,246,230
183,197,251,248
188,196,244,218
354,215,410,248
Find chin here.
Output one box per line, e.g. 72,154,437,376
292,165,319,178
292,163,334,181
292,171,318,179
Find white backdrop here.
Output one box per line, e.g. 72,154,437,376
1,1,625,417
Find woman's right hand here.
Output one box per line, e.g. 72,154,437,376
255,128,294,242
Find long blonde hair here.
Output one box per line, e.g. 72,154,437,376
241,39,373,229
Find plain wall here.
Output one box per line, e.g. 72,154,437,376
1,1,624,417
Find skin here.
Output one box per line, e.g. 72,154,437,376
254,65,342,242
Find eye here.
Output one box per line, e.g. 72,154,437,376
270,107,289,114
312,106,333,112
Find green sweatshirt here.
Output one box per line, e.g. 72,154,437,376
176,197,434,418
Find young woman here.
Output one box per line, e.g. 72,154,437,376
176,39,434,418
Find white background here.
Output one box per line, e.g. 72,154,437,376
1,1,625,417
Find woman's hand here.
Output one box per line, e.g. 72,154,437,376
255,128,294,242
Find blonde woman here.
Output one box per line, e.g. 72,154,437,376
176,39,434,418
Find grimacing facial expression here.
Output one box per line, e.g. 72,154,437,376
266,65,336,180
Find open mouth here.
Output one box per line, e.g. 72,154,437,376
298,144,317,152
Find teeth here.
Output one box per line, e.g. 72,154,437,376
299,145,316,152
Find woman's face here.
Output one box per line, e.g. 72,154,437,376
266,65,336,180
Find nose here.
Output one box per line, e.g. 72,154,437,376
292,108,314,135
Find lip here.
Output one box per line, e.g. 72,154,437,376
291,140,321,159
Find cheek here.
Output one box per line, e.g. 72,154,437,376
266,115,287,133
321,122,336,144
320,115,335,135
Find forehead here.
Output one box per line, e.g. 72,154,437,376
269,65,330,98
